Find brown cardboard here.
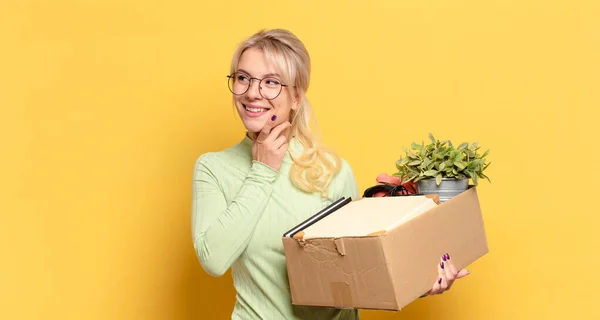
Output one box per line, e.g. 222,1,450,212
282,187,488,311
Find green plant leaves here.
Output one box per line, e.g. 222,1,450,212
454,161,467,170
482,173,491,183
393,134,491,185
435,174,443,185
483,162,491,171
423,169,438,177
420,145,427,157
454,152,464,162
439,162,446,171
428,133,436,144
421,158,432,169
395,158,405,167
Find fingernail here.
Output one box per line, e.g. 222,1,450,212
438,278,442,284
446,253,450,260
442,255,447,261
271,115,277,121
440,262,444,269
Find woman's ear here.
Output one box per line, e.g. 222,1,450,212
291,92,300,110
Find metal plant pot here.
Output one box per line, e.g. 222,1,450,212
417,178,469,203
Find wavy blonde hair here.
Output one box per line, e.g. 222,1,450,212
229,29,342,198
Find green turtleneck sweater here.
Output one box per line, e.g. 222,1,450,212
192,135,360,320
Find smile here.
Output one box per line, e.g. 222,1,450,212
243,104,270,116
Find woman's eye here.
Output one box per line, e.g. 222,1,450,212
265,79,281,86
237,75,249,82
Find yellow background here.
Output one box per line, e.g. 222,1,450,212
1,0,599,319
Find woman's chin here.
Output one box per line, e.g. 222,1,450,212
241,119,266,134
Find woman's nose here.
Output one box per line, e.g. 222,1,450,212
246,79,262,100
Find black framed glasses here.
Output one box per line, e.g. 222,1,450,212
227,72,289,100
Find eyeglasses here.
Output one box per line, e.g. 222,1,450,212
227,72,289,100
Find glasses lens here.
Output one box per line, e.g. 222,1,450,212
228,73,250,95
260,77,282,100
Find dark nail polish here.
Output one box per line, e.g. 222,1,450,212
446,253,450,260
438,278,442,284
442,255,447,261
271,115,277,121
440,262,444,269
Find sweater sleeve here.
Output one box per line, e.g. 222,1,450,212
191,154,278,277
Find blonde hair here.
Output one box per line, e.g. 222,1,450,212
229,29,342,198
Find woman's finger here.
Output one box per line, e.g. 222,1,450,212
443,253,471,280
437,260,448,294
427,259,446,295
442,254,457,289
273,135,287,150
255,116,276,143
430,276,442,295
278,142,288,152
456,269,471,279
444,253,459,276
265,121,291,143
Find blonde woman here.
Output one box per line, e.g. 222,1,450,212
192,29,468,320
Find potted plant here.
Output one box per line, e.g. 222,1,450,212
393,133,491,202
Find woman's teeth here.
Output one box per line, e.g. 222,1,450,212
245,106,267,113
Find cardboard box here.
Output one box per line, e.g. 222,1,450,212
281,187,488,311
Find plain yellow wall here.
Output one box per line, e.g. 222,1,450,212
1,0,599,319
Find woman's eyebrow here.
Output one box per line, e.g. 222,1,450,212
237,68,280,78
262,73,281,78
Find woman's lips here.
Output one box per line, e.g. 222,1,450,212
243,104,270,118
